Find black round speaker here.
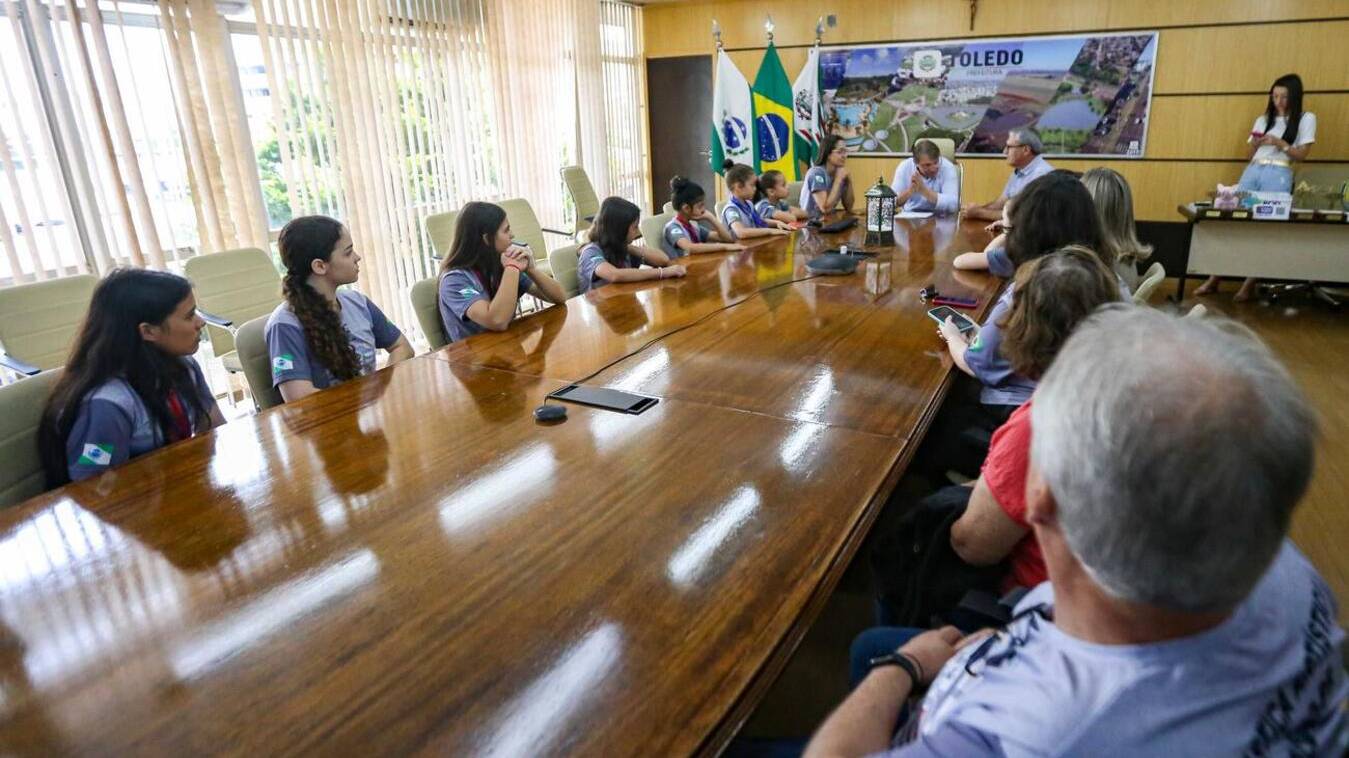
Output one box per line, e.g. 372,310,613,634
806,253,859,276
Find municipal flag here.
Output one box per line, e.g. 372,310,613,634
752,43,796,178
792,47,824,170
711,49,753,175
78,443,113,467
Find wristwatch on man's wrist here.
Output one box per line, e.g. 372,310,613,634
867,649,923,686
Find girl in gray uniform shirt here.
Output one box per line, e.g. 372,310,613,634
579,196,686,294
438,201,567,341
38,269,225,485
265,216,415,403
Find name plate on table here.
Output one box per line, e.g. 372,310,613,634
1249,192,1292,221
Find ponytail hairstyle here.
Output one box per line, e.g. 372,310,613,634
722,160,756,194
756,169,785,202
588,196,642,267
38,268,209,487
441,201,508,297
1264,73,1304,146
277,215,361,382
669,175,705,216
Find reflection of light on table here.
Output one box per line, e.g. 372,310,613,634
667,487,761,587
170,549,379,680
790,368,836,423
438,445,557,535
778,423,826,471
479,623,623,757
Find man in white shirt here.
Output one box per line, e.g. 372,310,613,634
890,140,959,215
961,127,1053,221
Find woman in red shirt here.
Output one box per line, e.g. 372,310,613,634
948,245,1123,591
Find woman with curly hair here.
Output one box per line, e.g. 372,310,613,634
265,216,413,403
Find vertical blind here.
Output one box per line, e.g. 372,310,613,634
0,0,650,342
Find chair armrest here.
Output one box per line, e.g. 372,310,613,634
197,308,234,328
0,353,41,376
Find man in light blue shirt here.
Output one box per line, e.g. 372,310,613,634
805,308,1346,758
962,127,1053,221
890,140,959,215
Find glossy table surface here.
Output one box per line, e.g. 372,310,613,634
0,216,996,755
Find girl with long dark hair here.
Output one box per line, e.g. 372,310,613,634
38,269,224,484
1195,73,1316,301
801,134,854,217
579,196,687,294
265,216,413,403
437,201,567,342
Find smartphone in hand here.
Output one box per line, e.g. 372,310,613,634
927,306,977,334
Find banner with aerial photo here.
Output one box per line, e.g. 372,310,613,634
819,31,1158,158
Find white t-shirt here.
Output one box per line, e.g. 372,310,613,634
1250,112,1317,161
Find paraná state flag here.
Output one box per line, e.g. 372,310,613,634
711,49,753,174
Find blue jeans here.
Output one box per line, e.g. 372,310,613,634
849,626,925,688
1237,162,1292,193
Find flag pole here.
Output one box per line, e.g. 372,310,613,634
712,18,722,50
764,14,774,45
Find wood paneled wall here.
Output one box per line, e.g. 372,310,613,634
643,1,1349,221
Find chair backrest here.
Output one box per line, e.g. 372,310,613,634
184,248,282,358
410,276,448,350
235,315,284,411
714,200,729,219
785,181,805,209
425,209,459,259
549,244,582,299
639,211,674,250
916,137,957,159
499,198,549,265
1132,261,1167,305
560,166,600,235
1185,303,1208,319
0,274,97,372
661,201,674,214
0,368,61,508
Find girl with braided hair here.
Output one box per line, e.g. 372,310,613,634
264,216,413,403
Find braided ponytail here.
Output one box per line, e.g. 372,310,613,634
278,216,362,381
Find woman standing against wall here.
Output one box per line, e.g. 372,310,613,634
1195,73,1316,301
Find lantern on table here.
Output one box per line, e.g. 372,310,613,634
864,178,896,247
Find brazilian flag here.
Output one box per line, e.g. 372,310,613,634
752,44,796,178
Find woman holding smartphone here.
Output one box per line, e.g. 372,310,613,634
1195,73,1315,300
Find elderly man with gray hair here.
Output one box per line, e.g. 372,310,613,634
806,307,1346,757
962,127,1053,221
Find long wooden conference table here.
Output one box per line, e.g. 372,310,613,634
0,216,997,755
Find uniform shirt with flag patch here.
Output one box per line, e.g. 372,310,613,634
800,165,835,217
720,199,768,240
64,357,218,482
577,242,644,294
264,289,403,391
754,198,790,220
437,267,534,343
659,219,709,260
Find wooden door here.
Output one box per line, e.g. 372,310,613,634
646,55,713,213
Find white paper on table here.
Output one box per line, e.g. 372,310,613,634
895,211,933,219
